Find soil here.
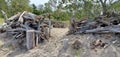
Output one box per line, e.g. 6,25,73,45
0,28,120,57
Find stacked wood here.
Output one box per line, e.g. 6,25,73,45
69,12,120,34
69,18,96,34
51,20,66,28
1,11,51,50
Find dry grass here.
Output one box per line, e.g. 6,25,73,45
0,18,4,24
63,21,70,27
0,40,4,48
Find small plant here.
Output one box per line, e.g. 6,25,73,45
76,48,83,57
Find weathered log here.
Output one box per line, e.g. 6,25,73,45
26,30,35,50
85,25,120,33
69,14,120,34
48,19,51,37
85,28,108,33
8,13,21,21
18,11,26,23
96,20,112,26
8,28,26,31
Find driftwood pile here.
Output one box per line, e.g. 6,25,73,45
69,13,120,34
1,11,51,50
51,20,66,28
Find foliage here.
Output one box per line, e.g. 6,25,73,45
32,4,40,15
110,1,120,12
9,0,32,16
0,0,7,18
52,10,70,21
0,0,120,21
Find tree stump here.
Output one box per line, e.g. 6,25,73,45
35,33,39,47
48,20,51,37
26,30,35,50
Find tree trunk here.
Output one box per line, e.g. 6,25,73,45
102,4,107,15
100,0,107,15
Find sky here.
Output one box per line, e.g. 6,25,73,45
29,0,117,6
30,0,49,6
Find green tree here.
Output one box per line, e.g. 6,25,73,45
9,0,32,16
38,4,44,15
53,10,69,21
44,3,52,13
109,0,120,12
32,4,40,15
0,0,7,17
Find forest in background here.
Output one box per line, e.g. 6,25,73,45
0,0,120,21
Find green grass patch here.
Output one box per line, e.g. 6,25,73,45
76,48,84,57
0,18,4,24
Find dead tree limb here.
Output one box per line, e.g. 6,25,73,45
1,10,8,23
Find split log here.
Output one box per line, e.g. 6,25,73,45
96,20,112,26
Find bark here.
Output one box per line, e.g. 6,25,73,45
100,0,107,15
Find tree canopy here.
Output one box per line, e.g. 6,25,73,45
0,0,120,21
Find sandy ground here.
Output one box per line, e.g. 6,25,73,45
0,28,120,57
0,28,69,57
